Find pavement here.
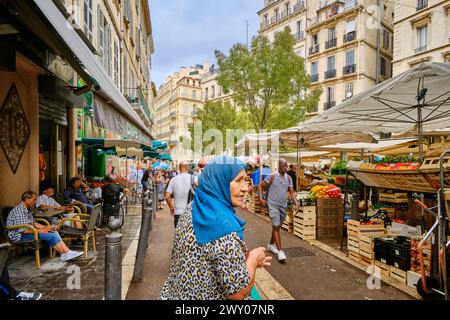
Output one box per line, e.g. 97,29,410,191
5,203,418,300
6,204,142,300
125,206,416,300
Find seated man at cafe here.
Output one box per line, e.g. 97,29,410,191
36,183,83,229
63,177,94,214
6,191,83,261
102,175,130,219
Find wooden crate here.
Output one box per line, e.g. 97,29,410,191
298,206,316,215
359,255,374,267
347,219,386,237
420,156,450,170
359,235,375,259
316,198,344,219
407,271,422,288
317,226,343,240
379,192,408,203
349,250,360,262
295,212,316,224
293,230,316,240
389,266,407,284
374,260,390,277
347,235,359,253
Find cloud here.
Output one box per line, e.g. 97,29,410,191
149,0,260,86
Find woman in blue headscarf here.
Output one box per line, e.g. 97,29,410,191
160,156,272,300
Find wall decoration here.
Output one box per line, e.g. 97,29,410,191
0,83,31,174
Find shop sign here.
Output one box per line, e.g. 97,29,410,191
374,163,419,171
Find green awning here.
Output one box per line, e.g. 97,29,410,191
76,138,150,149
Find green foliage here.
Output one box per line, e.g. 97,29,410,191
215,28,321,131
373,155,420,164
186,100,252,149
332,160,348,170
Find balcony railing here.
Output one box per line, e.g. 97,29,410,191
294,31,305,41
170,112,177,118
309,1,358,28
343,64,356,75
170,126,176,131
415,45,427,53
280,8,292,19
294,2,306,12
343,31,356,43
260,20,270,29
270,14,280,24
416,0,428,11
310,74,319,83
309,44,320,55
324,101,336,110
325,38,337,49
324,69,336,79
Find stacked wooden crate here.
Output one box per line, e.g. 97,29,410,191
293,205,316,240
316,198,344,240
347,219,386,266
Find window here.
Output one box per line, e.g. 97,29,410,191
346,20,355,34
97,8,112,76
297,20,303,33
380,57,387,76
382,29,390,49
344,82,354,99
312,34,318,46
192,90,197,100
326,87,335,102
417,25,428,52
328,28,336,41
83,0,93,41
205,88,209,100
327,56,335,71
311,61,318,75
346,50,355,66
212,86,216,98
114,41,119,87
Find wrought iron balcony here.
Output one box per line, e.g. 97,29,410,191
260,20,270,29
309,44,320,55
343,64,356,75
294,2,306,12
170,111,177,118
280,9,291,19
325,38,337,49
324,101,336,110
324,69,336,79
270,14,280,24
310,74,319,83
343,31,356,43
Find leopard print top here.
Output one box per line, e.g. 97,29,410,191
160,205,251,300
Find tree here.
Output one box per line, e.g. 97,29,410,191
215,28,321,131
185,100,252,156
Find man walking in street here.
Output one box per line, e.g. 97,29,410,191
164,161,198,228
259,159,298,262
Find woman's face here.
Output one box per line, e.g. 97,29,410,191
230,169,248,208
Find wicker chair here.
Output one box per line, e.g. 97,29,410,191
58,204,102,257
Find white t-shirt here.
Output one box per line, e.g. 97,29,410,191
166,173,198,216
36,194,61,208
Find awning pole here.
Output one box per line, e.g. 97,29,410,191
297,133,300,191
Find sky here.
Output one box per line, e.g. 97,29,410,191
149,0,261,87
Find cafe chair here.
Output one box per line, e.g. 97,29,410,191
58,204,102,257
0,207,53,269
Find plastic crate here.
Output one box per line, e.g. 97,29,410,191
374,237,393,253
391,256,410,271
374,251,392,265
390,240,411,260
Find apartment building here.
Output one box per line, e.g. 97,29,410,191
71,0,155,130
258,0,395,114
201,67,234,106
154,64,210,165
392,0,450,76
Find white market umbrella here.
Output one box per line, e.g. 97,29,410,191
304,62,450,160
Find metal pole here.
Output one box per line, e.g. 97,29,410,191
375,0,381,84
125,147,128,215
297,133,300,191
131,190,153,283
418,106,424,162
105,216,123,300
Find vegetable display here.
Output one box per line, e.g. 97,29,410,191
310,184,342,199
373,155,420,164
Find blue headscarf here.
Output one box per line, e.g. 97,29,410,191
192,156,247,245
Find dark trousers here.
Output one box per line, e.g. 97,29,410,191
0,267,17,300
174,215,180,228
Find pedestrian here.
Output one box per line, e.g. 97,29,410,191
1,266,42,300
38,144,46,193
160,156,272,300
259,159,298,262
155,171,166,210
141,166,152,192
287,164,297,192
164,161,198,228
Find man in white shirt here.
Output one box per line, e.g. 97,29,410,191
37,184,81,228
164,161,198,228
